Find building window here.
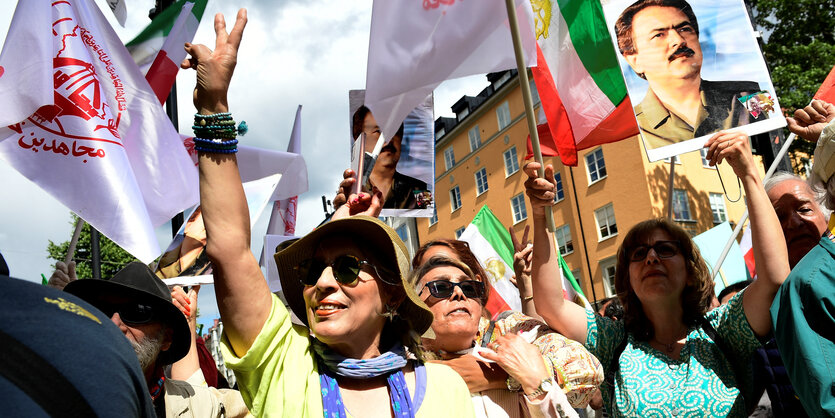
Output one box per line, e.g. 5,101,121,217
511,193,528,223
571,269,582,285
468,125,481,151
595,203,618,240
444,147,456,171
504,146,520,176
586,148,607,183
435,127,445,141
395,224,409,243
530,79,540,104
699,148,714,168
429,207,438,226
709,193,728,223
673,189,692,221
554,172,565,202
475,168,489,195
450,186,462,212
455,226,466,238
493,71,511,89
457,107,469,121
497,101,511,131
555,224,574,255
600,257,617,297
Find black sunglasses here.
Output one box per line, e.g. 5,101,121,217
296,254,392,286
422,280,485,299
629,240,682,262
97,302,157,325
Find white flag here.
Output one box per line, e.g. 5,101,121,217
267,105,304,237
365,0,537,139
0,0,198,263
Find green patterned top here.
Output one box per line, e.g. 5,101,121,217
585,290,761,417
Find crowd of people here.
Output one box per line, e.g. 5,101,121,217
3,2,835,417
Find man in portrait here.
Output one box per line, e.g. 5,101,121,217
614,0,765,149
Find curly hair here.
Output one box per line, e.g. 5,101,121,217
613,218,714,341
614,0,699,55
412,239,490,306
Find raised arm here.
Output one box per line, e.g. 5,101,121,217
524,162,588,343
183,9,272,357
704,132,790,337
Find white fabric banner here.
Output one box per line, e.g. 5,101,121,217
365,0,537,139
0,0,198,263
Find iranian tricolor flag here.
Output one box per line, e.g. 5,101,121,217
126,0,208,103
559,250,589,308
459,206,519,316
740,224,757,280
529,0,639,166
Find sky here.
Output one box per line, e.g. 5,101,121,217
0,0,488,330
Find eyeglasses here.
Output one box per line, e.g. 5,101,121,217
422,280,485,299
629,240,682,262
98,303,156,325
296,254,385,287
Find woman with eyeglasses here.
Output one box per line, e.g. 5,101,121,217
184,10,474,417
524,131,790,417
409,240,603,417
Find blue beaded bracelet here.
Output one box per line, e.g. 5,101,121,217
194,145,237,154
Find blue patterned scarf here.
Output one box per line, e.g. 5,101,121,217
312,339,415,418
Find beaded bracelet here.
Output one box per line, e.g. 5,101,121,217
192,113,247,154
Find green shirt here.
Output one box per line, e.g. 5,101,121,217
635,79,762,149
586,290,761,417
220,294,475,417
771,224,835,416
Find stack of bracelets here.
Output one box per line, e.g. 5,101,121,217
193,112,240,154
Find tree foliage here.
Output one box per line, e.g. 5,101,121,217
748,0,835,155
47,214,138,279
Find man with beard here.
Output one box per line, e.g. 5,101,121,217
65,262,248,417
615,0,764,148
352,106,428,209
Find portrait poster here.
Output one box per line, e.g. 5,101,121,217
599,0,786,162
157,173,282,286
348,90,435,218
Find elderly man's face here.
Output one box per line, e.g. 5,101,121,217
768,179,827,267
624,6,702,83
104,301,172,373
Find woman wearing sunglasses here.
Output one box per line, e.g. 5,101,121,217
524,131,790,417
409,241,603,417
184,10,474,417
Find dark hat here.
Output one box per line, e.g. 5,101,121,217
275,215,434,336
64,262,190,365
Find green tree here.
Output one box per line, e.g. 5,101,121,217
748,0,835,155
47,214,138,279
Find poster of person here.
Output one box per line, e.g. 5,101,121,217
348,89,435,217
156,173,282,285
599,0,786,162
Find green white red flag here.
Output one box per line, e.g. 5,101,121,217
126,0,208,103
815,64,835,104
528,0,639,166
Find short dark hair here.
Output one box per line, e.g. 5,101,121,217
718,280,751,303
614,0,699,56
614,218,713,341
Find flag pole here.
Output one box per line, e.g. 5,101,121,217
504,0,555,232
63,219,85,264
710,131,796,282
666,156,677,220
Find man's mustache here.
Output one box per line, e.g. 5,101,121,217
668,46,695,62
380,141,397,153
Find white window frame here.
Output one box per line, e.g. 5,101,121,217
504,146,520,177
468,125,481,151
429,207,438,226
475,168,489,195
586,148,607,184
554,172,565,202
511,193,528,224
455,226,466,238
555,224,574,256
709,193,728,224
443,147,456,171
600,257,617,298
497,101,511,131
450,186,462,213
457,107,469,121
435,127,445,141
672,189,692,221
595,203,618,241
